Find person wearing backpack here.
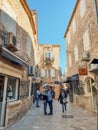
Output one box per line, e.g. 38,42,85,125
51,87,55,99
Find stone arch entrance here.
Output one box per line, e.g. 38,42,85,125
84,76,94,110
84,77,94,95
42,83,54,89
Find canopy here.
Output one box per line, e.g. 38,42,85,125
2,47,29,68
90,58,98,64
63,74,79,83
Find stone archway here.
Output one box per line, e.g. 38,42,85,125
84,77,94,95
84,77,94,110
42,83,53,88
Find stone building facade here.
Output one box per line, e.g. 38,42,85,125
64,0,98,112
38,44,61,99
0,0,38,128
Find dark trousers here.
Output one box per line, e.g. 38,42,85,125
43,100,48,114
48,100,53,114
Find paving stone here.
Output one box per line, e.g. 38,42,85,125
5,100,97,130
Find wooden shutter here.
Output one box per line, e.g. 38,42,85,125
51,69,55,77
41,69,45,77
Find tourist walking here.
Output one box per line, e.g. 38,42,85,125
36,88,40,107
58,88,68,113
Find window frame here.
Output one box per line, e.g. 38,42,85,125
72,18,76,35
79,0,86,19
6,76,19,102
83,29,91,51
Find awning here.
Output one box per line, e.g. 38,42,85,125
2,47,29,68
90,58,98,64
63,74,79,83
69,74,79,81
62,78,70,83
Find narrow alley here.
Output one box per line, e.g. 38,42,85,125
5,100,96,130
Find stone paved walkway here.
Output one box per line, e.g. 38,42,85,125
5,100,97,130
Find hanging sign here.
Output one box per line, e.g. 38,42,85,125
78,68,88,75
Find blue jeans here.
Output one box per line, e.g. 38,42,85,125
43,100,48,114
36,97,40,107
48,100,53,114
62,103,66,112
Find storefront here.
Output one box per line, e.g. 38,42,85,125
0,48,33,127
63,74,79,103
0,74,19,127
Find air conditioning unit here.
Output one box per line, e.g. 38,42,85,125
82,52,90,61
88,63,98,72
28,66,35,76
6,32,18,51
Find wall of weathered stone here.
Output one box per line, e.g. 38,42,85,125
66,0,98,76
6,96,33,126
0,0,37,66
65,0,98,111
0,0,37,127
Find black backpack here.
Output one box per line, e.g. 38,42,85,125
51,90,55,98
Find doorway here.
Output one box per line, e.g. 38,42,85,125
0,75,6,127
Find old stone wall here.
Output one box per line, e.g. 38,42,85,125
65,0,98,111
6,96,33,126
0,0,36,66
66,0,98,76
75,95,92,110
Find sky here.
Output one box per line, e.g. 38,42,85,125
27,0,76,74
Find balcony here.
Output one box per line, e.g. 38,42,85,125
44,57,54,65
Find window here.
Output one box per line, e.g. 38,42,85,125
80,0,86,19
74,46,79,62
69,54,72,68
72,18,76,35
83,29,91,51
45,52,51,60
94,0,98,24
19,80,29,99
45,69,50,77
67,32,71,45
7,77,19,101
41,69,45,77
26,35,31,56
51,69,56,77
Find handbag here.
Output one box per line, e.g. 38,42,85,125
62,98,67,104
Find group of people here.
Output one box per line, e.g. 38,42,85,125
35,86,69,115
36,86,55,115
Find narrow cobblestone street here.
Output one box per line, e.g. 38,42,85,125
5,100,97,130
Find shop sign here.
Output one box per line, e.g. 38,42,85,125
78,68,88,75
